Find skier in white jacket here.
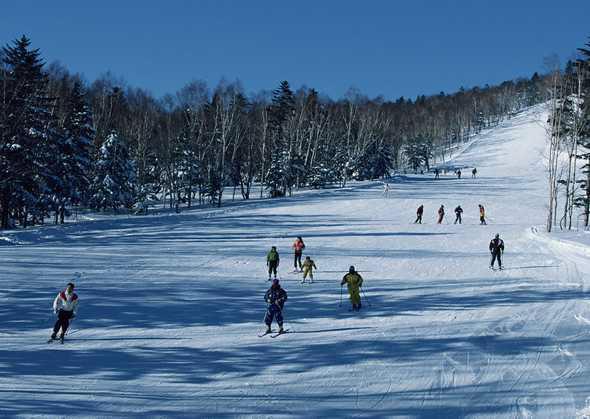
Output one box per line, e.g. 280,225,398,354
50,282,79,342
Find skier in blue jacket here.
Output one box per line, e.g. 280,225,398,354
264,279,288,334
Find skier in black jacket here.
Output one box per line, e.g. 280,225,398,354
489,233,505,270
264,279,288,334
415,205,424,224
454,205,463,224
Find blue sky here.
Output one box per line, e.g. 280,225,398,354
1,1,588,100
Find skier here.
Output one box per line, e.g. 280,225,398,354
489,233,505,270
478,204,487,225
472,168,477,178
341,266,364,311
264,279,288,334
434,168,440,179
437,205,445,224
415,205,424,224
49,282,79,343
383,183,391,198
454,205,463,224
266,246,280,280
301,256,318,283
292,236,305,271
457,169,462,179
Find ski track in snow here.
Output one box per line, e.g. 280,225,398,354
1,105,590,417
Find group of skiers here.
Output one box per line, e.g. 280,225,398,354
433,167,477,180
266,237,317,283
47,194,503,341
260,236,367,335
415,204,487,225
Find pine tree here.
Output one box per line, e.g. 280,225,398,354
266,81,295,197
89,132,136,211
0,36,57,228
58,81,94,221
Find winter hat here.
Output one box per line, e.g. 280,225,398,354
66,282,75,290
495,233,500,239
272,279,280,286
349,266,355,273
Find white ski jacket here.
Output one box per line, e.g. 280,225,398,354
53,290,79,314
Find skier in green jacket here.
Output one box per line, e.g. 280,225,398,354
266,246,280,280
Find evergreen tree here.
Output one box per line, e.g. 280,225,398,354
59,81,94,220
89,132,136,211
266,81,295,197
0,36,57,228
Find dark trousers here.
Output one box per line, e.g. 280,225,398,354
490,252,502,268
415,214,422,224
268,261,278,277
53,309,73,337
480,216,486,225
294,251,303,269
454,214,462,224
264,304,283,327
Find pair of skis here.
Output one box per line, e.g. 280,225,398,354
258,329,290,338
47,337,65,344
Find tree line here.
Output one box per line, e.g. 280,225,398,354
546,38,590,232
1,36,550,230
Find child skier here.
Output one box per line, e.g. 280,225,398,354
415,205,424,224
301,256,318,283
292,236,305,271
341,266,364,311
479,204,487,225
489,233,505,270
263,279,288,334
454,205,463,224
266,246,280,280
437,205,445,224
49,282,79,343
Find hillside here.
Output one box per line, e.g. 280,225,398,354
3,105,590,418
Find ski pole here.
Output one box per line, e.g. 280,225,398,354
361,288,372,307
339,285,343,307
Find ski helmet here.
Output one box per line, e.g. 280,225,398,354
272,279,280,286
349,266,355,273
495,233,500,239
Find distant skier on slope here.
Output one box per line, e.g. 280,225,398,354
341,266,364,311
383,183,391,198
264,279,288,334
437,205,445,224
489,233,505,270
457,169,462,179
49,282,79,343
266,246,280,280
454,205,463,224
301,256,318,283
434,168,440,179
292,236,305,272
415,205,424,224
479,204,487,225
472,168,477,178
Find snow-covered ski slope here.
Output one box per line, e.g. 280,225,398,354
3,105,590,418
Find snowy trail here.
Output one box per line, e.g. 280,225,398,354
1,105,590,418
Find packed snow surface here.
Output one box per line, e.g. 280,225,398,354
2,105,590,418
